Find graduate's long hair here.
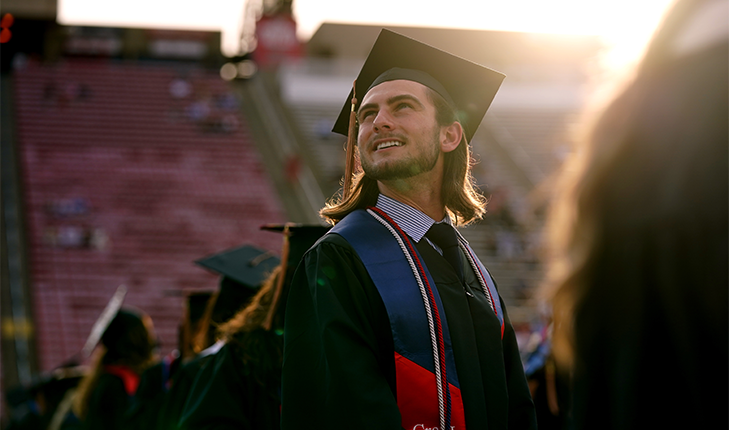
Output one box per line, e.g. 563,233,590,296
189,290,218,356
320,87,486,226
73,307,157,419
216,266,283,388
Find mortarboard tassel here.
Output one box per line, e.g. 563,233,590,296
343,80,357,199
82,284,127,358
262,223,291,331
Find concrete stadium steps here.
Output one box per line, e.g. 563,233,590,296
484,109,577,183
231,73,326,222
459,223,543,325
287,103,346,197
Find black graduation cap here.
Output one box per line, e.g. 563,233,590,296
195,245,281,325
332,29,506,142
195,245,280,288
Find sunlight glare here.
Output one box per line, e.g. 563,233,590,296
58,0,248,57
294,0,676,72
58,0,675,67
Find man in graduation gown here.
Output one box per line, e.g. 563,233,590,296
281,30,536,430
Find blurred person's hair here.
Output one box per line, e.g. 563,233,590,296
190,290,219,355
320,87,486,226
544,0,727,368
543,4,727,428
216,266,283,387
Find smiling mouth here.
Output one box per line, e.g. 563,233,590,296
376,141,403,150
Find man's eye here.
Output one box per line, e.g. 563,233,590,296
395,102,412,111
359,111,375,121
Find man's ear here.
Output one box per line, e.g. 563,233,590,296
440,122,463,153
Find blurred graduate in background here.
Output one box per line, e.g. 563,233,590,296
177,224,329,430
72,305,158,430
131,245,280,430
543,0,728,428
126,291,211,430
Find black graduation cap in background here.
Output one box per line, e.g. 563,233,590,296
195,245,280,325
195,245,280,288
259,223,330,330
332,29,506,143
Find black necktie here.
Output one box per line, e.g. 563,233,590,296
425,223,464,284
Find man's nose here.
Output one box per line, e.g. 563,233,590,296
372,110,393,132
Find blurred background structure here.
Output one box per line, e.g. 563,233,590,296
0,0,674,421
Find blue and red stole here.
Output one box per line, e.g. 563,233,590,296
332,208,504,430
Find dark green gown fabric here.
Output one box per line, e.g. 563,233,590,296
177,331,283,430
281,232,536,429
81,373,132,430
127,352,215,430
128,356,201,430
129,363,167,430
157,356,211,430
128,362,169,430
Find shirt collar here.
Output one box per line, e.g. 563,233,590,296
375,194,451,242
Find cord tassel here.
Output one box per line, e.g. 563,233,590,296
262,223,291,331
343,80,357,199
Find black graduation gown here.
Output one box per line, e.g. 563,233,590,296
127,362,166,430
177,332,282,430
153,355,212,430
281,232,536,429
81,373,132,430
571,261,729,430
127,356,186,430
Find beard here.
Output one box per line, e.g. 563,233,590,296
360,126,441,181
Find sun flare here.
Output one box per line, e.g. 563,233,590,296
58,0,675,70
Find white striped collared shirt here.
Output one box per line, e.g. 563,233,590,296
375,194,452,254
374,193,499,308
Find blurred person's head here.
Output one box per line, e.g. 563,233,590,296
73,307,157,419
192,245,280,352
216,224,329,387
216,226,330,340
217,265,282,340
100,308,157,369
550,0,729,366
545,0,727,367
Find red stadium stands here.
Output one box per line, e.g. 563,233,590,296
13,58,286,370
